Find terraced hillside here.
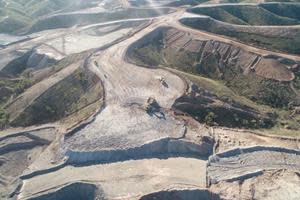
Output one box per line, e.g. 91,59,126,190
128,27,299,130
189,3,300,26
182,3,300,54
0,0,168,34
181,16,300,54
0,0,92,33
0,0,299,200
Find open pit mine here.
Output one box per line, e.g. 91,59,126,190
0,0,300,200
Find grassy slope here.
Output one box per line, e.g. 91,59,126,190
184,3,300,54
172,68,300,137
0,51,91,128
0,0,169,34
190,4,300,26
11,67,103,127
261,3,300,21
131,32,296,108
25,8,169,34
129,31,300,136
0,0,92,33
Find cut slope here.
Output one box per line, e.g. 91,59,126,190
128,27,299,109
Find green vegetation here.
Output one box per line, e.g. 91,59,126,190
0,106,8,129
166,0,209,6
181,18,300,54
169,68,272,113
0,0,76,33
170,68,276,129
133,43,163,67
0,77,33,104
130,29,300,134
131,30,298,109
1,52,32,76
13,78,33,94
0,0,170,34
26,8,169,34
0,50,102,128
204,112,217,126
171,68,300,134
75,70,89,86
0,51,89,109
223,65,296,108
261,3,300,21
182,3,300,54
189,4,300,26
260,109,300,137
12,68,103,126
294,71,300,90
0,8,31,33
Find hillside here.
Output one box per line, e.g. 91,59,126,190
181,16,300,54
128,26,300,131
189,3,300,25
0,1,300,200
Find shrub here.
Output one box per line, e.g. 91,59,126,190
204,112,217,126
0,107,8,129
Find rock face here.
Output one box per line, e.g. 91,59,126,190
206,146,300,200
207,146,300,184
210,170,300,200
65,137,213,165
